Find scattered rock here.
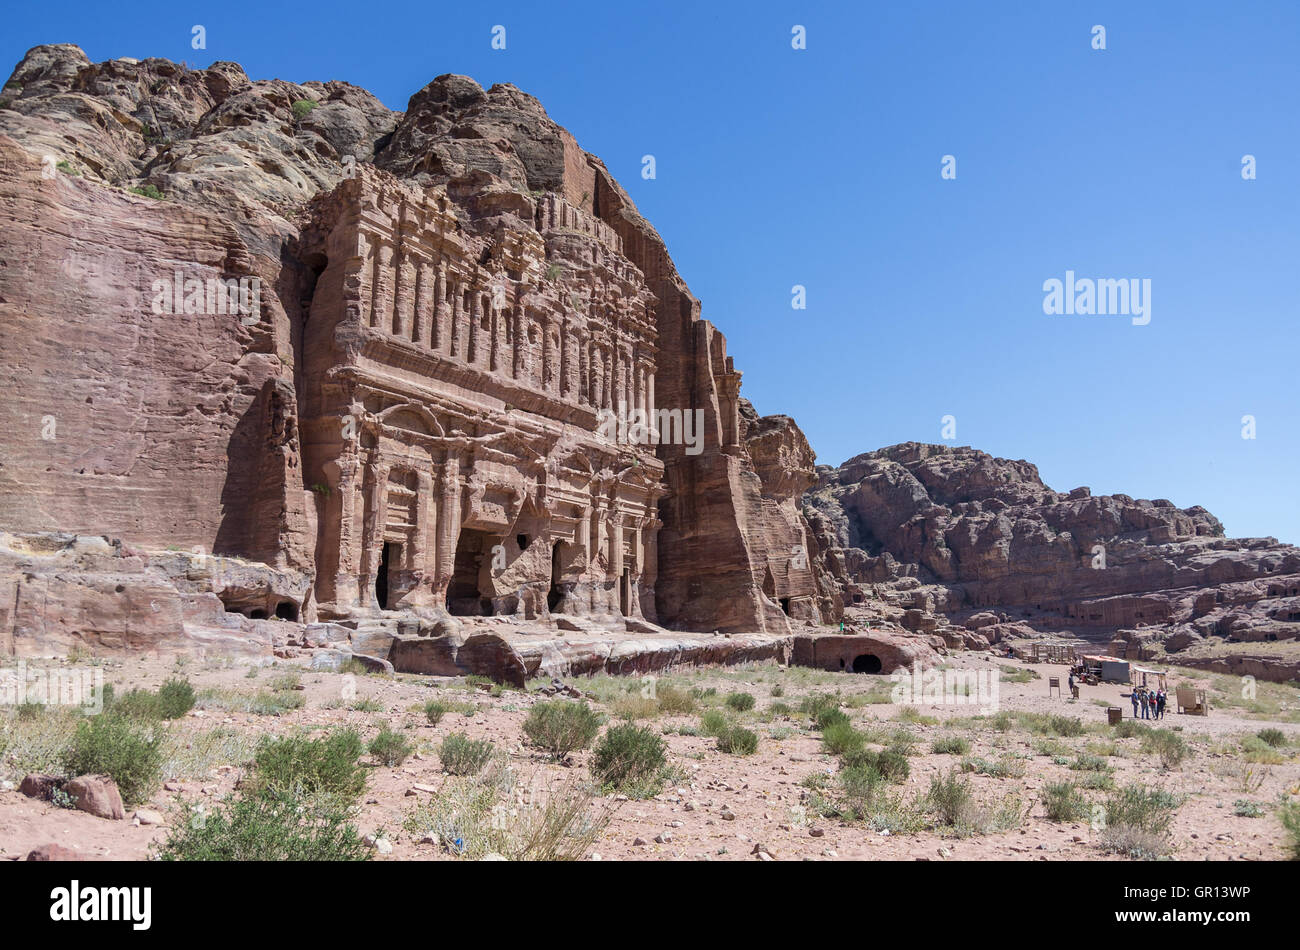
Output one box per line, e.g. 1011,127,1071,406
65,775,125,820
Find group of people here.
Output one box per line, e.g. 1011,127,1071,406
1131,685,1167,720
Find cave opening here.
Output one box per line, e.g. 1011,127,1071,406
852,653,883,674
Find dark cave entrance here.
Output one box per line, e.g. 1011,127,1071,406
852,653,883,674
548,541,565,613
376,541,400,610
448,528,496,615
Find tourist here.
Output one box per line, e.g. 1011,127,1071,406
1156,689,1167,720
1140,687,1150,720
1130,688,1140,718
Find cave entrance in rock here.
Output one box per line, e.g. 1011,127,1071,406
548,541,566,613
376,541,401,610
619,567,631,617
448,528,495,615
851,653,883,674
779,597,791,616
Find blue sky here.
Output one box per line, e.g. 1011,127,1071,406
4,1,1297,542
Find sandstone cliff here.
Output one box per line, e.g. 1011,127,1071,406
0,44,829,661
807,442,1300,679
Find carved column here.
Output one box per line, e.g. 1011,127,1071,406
414,258,433,346
392,247,412,337
369,241,393,329
434,455,462,597
608,510,624,585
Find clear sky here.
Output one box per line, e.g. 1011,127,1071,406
4,1,1297,542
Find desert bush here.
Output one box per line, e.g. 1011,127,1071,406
157,786,368,861
931,735,970,755
1141,729,1190,769
156,678,197,719
699,709,730,737
886,727,919,756
800,694,840,720
1069,754,1110,772
815,707,850,730
1114,720,1151,740
724,692,755,712
291,99,318,118
926,769,1022,836
717,725,759,755
523,700,603,760
439,733,496,776
961,755,1026,779
590,723,665,792
1280,799,1300,860
424,700,447,726
896,706,938,726
63,714,165,807
655,685,696,715
249,729,366,799
610,693,660,720
1046,715,1086,737
1098,783,1179,859
368,727,414,767
1256,728,1287,748
821,722,866,757
843,747,910,783
926,770,974,827
1240,735,1287,764
1233,799,1264,818
1041,781,1089,822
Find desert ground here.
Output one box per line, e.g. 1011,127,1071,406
2,649,1298,861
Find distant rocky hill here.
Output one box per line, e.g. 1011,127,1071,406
805,443,1300,681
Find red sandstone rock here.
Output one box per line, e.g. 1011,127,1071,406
64,774,125,820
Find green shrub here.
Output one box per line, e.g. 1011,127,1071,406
1141,729,1190,769
1280,799,1300,860
843,747,910,783
591,723,665,791
887,727,918,757
523,700,603,760
1047,715,1085,737
63,714,165,807
439,732,495,776
157,678,197,719
156,787,368,861
368,727,413,767
1233,799,1264,818
1098,783,1180,858
821,722,865,757
717,725,759,755
1257,728,1287,748
724,692,755,712
128,184,164,200
770,684,784,698
249,729,366,799
16,701,44,722
815,707,850,730
931,735,970,755
1114,720,1151,740
926,770,974,827
291,99,318,118
655,685,696,715
1070,754,1109,772
1041,781,1088,821
699,709,730,737
800,694,840,719
424,700,447,726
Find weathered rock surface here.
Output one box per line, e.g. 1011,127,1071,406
0,45,829,671
65,774,125,820
807,442,1300,678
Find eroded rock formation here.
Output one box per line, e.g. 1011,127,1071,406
807,442,1300,678
0,45,830,667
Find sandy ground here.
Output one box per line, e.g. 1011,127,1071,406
2,649,1297,861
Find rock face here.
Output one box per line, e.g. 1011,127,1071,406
807,442,1300,677
0,45,831,662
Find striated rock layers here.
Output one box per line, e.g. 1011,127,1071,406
0,45,834,664
807,442,1300,677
